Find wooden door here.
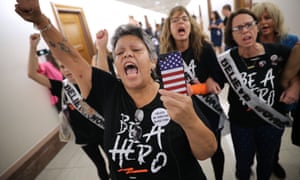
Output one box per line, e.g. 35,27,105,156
234,0,253,10
51,3,95,64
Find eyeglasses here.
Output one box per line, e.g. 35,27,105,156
170,16,189,23
232,21,257,33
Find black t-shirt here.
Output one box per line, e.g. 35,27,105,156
223,17,228,27
86,68,207,179
212,44,291,127
181,43,223,131
49,79,104,145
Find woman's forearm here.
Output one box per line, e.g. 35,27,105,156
37,15,92,98
182,114,217,160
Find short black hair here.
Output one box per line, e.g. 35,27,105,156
222,4,231,11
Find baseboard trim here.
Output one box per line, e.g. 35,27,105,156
0,127,66,180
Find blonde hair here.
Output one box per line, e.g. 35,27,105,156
160,6,209,61
251,2,288,42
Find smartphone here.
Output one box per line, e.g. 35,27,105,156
36,49,49,62
36,49,49,56
158,51,187,94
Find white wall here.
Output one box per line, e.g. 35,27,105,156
0,0,299,176
0,1,59,174
0,0,164,175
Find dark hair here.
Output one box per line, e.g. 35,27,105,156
224,8,258,48
222,4,231,11
211,11,221,20
111,24,158,61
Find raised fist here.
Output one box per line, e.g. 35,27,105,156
15,0,43,24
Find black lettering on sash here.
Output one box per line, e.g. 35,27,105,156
64,84,82,108
220,58,228,67
203,95,223,112
63,80,105,129
254,106,284,128
65,84,76,98
232,78,241,89
73,98,80,107
221,58,241,89
237,88,251,102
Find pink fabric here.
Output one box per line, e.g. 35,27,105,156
38,62,63,105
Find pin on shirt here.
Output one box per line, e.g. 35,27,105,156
258,60,266,68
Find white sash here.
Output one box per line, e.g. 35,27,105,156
183,61,228,129
62,79,105,129
217,50,292,129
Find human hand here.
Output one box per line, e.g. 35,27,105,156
186,80,199,96
280,84,300,104
95,29,108,51
159,89,197,128
206,77,221,94
30,33,40,48
281,44,300,88
187,83,193,96
15,0,44,26
279,80,300,104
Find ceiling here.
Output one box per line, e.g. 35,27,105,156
115,0,191,14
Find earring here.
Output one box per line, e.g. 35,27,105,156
151,68,160,82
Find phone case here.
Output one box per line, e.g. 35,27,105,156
36,49,49,56
158,51,187,94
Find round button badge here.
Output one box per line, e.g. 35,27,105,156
151,108,170,127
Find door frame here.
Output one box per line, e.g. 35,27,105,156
51,2,95,61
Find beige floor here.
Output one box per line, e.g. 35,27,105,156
36,85,300,180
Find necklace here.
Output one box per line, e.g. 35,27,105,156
240,56,255,69
238,43,264,69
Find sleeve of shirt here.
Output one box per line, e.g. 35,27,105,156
37,63,46,74
281,34,299,48
202,43,227,89
197,42,218,82
49,79,63,98
217,19,223,25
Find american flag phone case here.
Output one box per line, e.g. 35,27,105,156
158,51,187,94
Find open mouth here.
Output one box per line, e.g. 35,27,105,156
242,35,252,42
124,62,138,75
178,27,185,35
261,25,270,32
